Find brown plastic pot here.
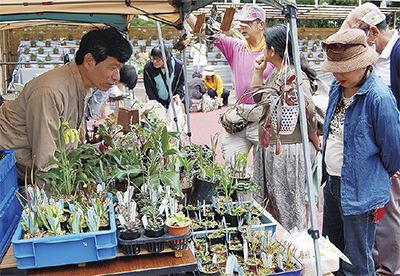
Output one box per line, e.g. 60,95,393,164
166,223,190,236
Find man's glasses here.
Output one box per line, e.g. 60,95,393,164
322,42,365,53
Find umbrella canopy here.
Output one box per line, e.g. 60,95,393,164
0,0,214,30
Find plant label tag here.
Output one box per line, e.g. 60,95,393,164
195,212,199,223
268,254,273,268
205,242,208,252
198,211,202,223
159,204,165,214
262,235,266,251
142,215,148,229
212,196,215,208
277,252,283,269
225,255,234,275
118,214,126,227
212,254,218,264
262,252,268,268
243,239,249,262
189,241,195,255
247,227,252,242
184,193,187,207
203,200,206,216
166,185,170,198
169,198,175,216
165,204,169,219
226,202,231,215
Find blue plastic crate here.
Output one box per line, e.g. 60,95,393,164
0,149,18,204
0,187,21,263
0,149,20,263
12,195,117,269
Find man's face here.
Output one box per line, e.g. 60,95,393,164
86,56,124,91
239,20,263,41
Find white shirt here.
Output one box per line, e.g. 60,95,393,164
374,30,399,87
190,43,207,66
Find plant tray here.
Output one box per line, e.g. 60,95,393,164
117,226,192,256
0,150,21,263
11,195,117,269
192,201,277,238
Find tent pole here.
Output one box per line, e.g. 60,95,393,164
156,21,180,133
179,7,192,145
285,5,322,276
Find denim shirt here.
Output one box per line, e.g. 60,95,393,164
322,69,400,216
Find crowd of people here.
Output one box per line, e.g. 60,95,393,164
0,3,399,275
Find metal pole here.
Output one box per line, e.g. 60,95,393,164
179,6,192,145
286,5,322,276
156,21,180,133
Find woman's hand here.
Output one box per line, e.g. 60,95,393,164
309,131,322,151
254,54,267,72
173,95,180,104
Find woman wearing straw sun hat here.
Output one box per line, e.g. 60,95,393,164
320,28,400,275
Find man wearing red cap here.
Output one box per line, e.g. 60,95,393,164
341,3,400,275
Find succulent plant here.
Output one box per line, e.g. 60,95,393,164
144,207,164,231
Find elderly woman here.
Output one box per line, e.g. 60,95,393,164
251,24,320,232
320,29,400,275
144,45,185,108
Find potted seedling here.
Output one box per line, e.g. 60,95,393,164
60,40,67,46
210,243,227,255
68,33,73,41
70,48,75,54
298,32,304,40
308,52,314,58
315,57,321,65
138,33,144,40
53,47,59,55
38,31,45,41
142,206,165,237
30,53,37,61
152,33,157,40
46,53,51,61
24,47,30,54
165,211,191,235
30,40,37,47
38,46,44,54
216,52,222,59
45,40,51,47
24,60,30,68
307,33,313,40
318,51,324,58
132,39,138,47
201,263,220,275
197,250,212,265
23,33,30,41
115,187,141,240
311,45,317,52
52,32,58,41
302,46,308,52
146,38,152,46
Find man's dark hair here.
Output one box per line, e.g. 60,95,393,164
192,70,202,78
75,27,132,65
120,64,138,90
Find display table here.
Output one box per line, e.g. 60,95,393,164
0,244,197,276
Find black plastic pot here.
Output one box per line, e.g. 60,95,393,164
120,231,140,240
144,227,165,238
189,176,218,205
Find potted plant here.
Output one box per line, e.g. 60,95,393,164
68,33,73,41
24,47,30,54
140,45,146,52
30,40,37,47
38,31,45,41
165,211,191,235
212,59,217,65
45,53,51,61
23,33,30,41
216,52,222,59
54,63,60,68
115,187,141,240
30,53,37,61
318,51,324,58
303,40,308,46
76,40,81,46
37,46,44,54
311,45,317,52
298,32,304,40
45,40,51,47
152,33,157,40
146,38,152,46
142,207,165,237
302,46,308,52
210,243,227,255
307,33,313,40
60,40,66,46
316,33,322,40
53,47,59,55
24,60,30,68
138,33,144,40
201,263,220,275
69,48,75,54
132,39,138,47
308,52,314,58
315,57,321,65
52,32,58,41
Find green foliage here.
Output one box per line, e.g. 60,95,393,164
166,211,190,227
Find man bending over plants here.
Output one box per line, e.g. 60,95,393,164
0,27,132,191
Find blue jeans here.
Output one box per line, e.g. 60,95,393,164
322,175,377,276
207,88,230,106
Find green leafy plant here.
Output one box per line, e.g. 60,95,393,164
166,211,190,227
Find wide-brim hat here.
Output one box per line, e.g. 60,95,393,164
202,66,215,76
234,4,265,22
320,29,378,73
341,3,385,31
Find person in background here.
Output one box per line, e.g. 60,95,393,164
85,64,138,119
144,45,185,109
190,37,208,72
251,24,319,231
0,27,132,190
189,4,274,169
320,29,400,275
202,66,230,106
340,5,400,275
188,70,207,102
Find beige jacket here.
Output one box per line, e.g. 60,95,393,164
0,62,89,187
254,66,317,145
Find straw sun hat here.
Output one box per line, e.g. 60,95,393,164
320,29,378,73
202,66,216,76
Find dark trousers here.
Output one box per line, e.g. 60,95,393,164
322,175,376,276
207,88,230,106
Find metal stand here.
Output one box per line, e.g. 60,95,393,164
284,4,323,276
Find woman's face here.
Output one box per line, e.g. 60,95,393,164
151,56,165,69
333,67,366,88
263,43,273,62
